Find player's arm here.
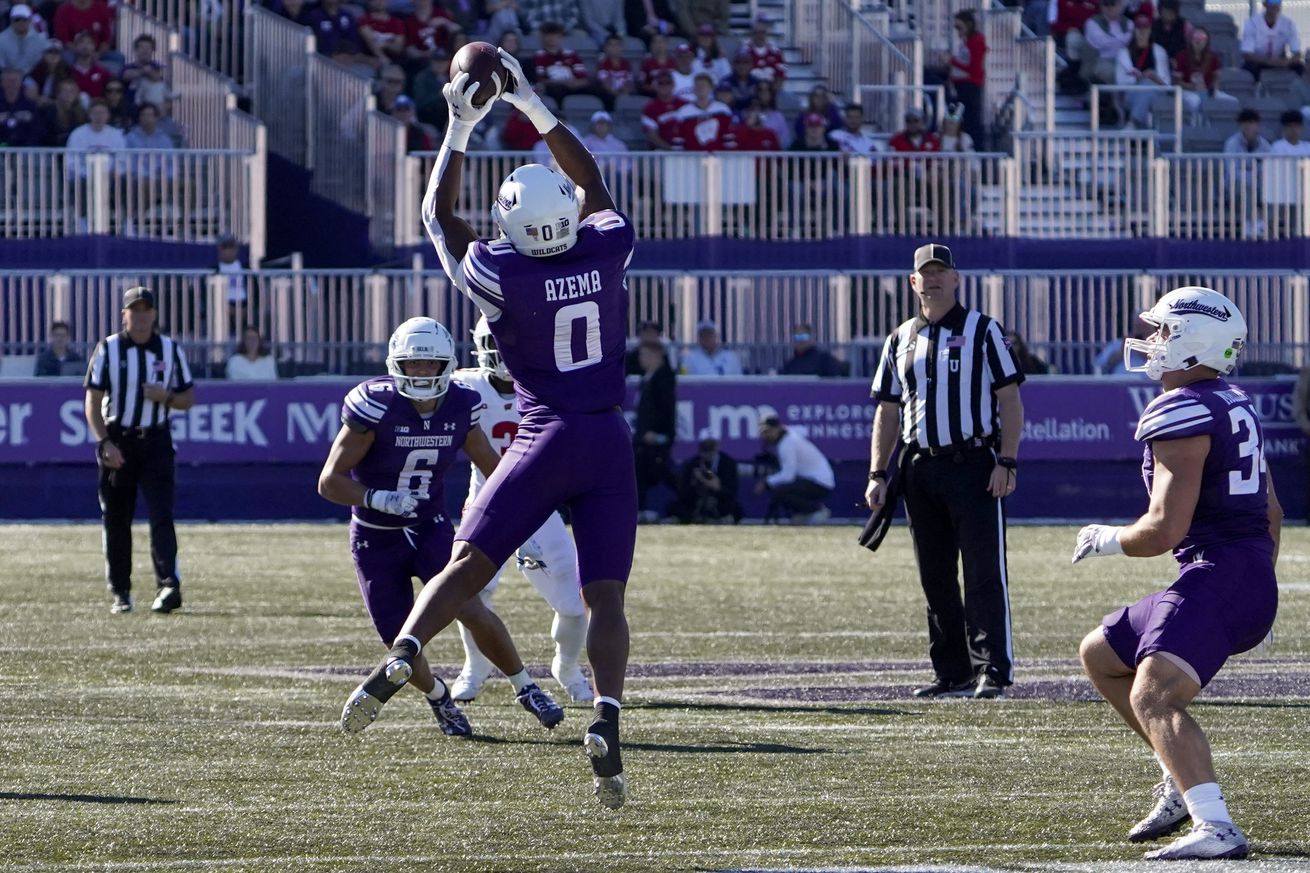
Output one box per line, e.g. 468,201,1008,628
866,400,900,510
423,71,499,277
461,425,501,480
497,48,615,217
317,421,378,507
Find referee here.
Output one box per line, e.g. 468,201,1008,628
865,244,1025,699
84,288,195,614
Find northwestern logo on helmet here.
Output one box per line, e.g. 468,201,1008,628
1169,299,1232,321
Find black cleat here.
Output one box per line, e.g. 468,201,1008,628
516,683,565,729
427,691,473,737
912,677,975,698
151,586,182,614
340,638,419,733
110,593,133,614
584,703,626,809
974,674,1006,699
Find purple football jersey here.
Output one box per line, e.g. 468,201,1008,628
1137,378,1272,561
460,209,635,415
342,376,482,527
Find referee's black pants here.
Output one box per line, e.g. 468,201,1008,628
98,428,179,596
902,445,1014,686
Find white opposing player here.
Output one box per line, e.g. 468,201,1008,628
451,316,594,704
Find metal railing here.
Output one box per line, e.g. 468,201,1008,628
308,54,376,213
117,5,180,61
1164,153,1310,239
4,268,1305,377
1091,84,1183,152
858,83,946,132
984,8,1055,135
366,111,410,254
790,0,921,105
1010,130,1156,237
245,5,313,164
170,52,236,150
128,0,244,83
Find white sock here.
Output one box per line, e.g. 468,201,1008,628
1182,782,1232,826
551,612,587,671
424,677,450,701
506,669,533,693
456,621,494,680
595,695,621,710
1154,752,1173,784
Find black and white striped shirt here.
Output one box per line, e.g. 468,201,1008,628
84,332,194,429
871,304,1023,451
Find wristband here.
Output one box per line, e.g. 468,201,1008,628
364,488,377,510
996,456,1018,470
97,436,111,456
869,470,887,481
443,120,475,153
520,96,559,134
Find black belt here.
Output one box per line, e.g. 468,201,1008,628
109,424,169,439
910,437,994,458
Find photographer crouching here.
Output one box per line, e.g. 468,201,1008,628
671,438,742,524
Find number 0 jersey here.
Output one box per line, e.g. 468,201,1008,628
1137,377,1272,561
342,376,482,527
458,209,635,416
453,367,520,500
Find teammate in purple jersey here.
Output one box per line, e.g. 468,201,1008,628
320,317,565,738
339,51,638,809
1072,287,1283,861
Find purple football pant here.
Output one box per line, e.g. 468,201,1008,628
350,517,455,643
458,407,637,586
1102,541,1277,687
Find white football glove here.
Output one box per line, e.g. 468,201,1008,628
443,70,499,128
365,488,425,518
1072,524,1125,564
497,48,557,132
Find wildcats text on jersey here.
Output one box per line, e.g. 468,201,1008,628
544,270,603,302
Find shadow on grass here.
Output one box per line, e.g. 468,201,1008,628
640,700,914,718
460,734,824,755
1196,700,1310,710
0,792,177,805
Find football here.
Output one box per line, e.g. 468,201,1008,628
449,41,509,107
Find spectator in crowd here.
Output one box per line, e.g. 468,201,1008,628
124,100,173,154
641,70,684,148
1005,329,1051,374
938,103,974,151
41,76,86,146
682,319,743,375
502,105,544,150
1226,106,1272,154
65,99,126,213
637,32,675,94
392,94,435,151
755,414,834,524
134,62,170,112
1268,109,1310,230
120,34,157,98
672,437,742,524
669,41,698,98
942,9,987,147
789,111,832,152
1075,0,1132,85
0,4,48,77
889,106,942,152
718,49,759,109
744,15,787,82
214,233,249,332
1095,315,1154,374
596,33,634,101
752,78,791,147
1241,0,1303,80
937,104,978,232
1224,108,1271,237
691,24,730,82
521,0,582,35
626,320,677,373
102,80,134,130
734,100,781,149
829,103,880,154
673,71,731,122
579,0,626,48
1273,107,1310,152
35,321,83,377
1053,0,1100,59
1176,26,1225,119
1117,13,1172,128
793,84,841,141
624,0,678,46
535,21,612,110
483,0,522,46
28,40,70,106
0,64,41,145
373,63,408,113
404,0,462,66
226,325,278,381
582,109,628,154
53,0,113,59
69,30,112,98
1151,0,1187,59
413,48,450,129
305,0,377,71
274,0,311,24
675,0,729,39
781,324,845,376
360,0,408,65
633,339,678,522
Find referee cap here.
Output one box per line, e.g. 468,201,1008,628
913,243,954,272
122,287,156,309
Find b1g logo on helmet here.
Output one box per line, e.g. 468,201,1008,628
1169,298,1232,321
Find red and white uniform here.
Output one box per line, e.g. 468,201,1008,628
745,42,787,81
597,56,635,93
638,56,676,89
535,49,588,83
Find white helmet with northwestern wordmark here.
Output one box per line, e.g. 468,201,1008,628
1124,287,1247,380
387,317,456,400
491,163,580,257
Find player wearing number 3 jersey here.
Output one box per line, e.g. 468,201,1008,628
339,50,637,810
1072,287,1283,861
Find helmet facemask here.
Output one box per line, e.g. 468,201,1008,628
472,317,511,381
1123,287,1246,380
387,317,456,401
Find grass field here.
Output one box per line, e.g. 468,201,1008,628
2,522,1309,873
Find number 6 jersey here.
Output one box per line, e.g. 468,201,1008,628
458,210,635,415
342,376,482,528
1136,377,1272,561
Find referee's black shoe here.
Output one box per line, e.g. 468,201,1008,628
912,677,974,698
974,673,1006,699
151,585,182,614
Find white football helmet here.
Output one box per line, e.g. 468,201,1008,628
471,316,512,381
387,316,456,401
1124,287,1247,380
491,163,580,257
